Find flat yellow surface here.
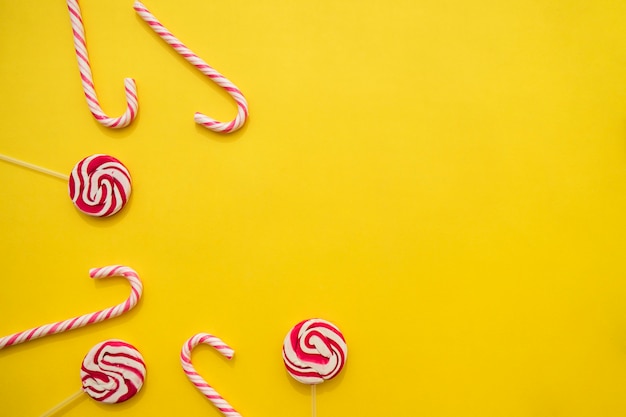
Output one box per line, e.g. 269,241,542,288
2,0,626,416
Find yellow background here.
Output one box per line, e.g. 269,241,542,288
1,0,626,416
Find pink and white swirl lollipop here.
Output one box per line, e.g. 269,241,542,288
283,318,348,385
69,154,132,217
39,339,146,416
283,318,347,417
81,339,146,403
0,152,131,217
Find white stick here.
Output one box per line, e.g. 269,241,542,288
311,385,317,417
39,389,84,417
0,154,69,181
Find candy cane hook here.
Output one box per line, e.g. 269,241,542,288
67,0,139,128
0,265,143,350
134,1,249,134
181,333,242,417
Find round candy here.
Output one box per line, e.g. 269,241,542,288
81,339,146,404
282,318,347,385
68,154,131,217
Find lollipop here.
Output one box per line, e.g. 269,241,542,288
283,318,347,384
282,318,347,417
40,339,146,416
81,339,146,403
0,153,131,217
68,154,131,217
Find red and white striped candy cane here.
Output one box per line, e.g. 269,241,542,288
67,0,139,128
181,333,242,417
134,1,248,134
0,265,142,349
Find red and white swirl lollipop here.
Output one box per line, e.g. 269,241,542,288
0,153,131,217
283,318,348,385
69,154,131,217
39,339,146,416
81,339,146,403
283,318,347,417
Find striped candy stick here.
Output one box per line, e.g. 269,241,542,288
134,1,249,134
181,333,242,417
0,265,142,350
67,0,139,128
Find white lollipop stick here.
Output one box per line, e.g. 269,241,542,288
0,154,68,180
39,389,84,417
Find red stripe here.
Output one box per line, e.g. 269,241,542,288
67,6,83,25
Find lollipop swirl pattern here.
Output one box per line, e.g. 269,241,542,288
69,154,131,217
81,340,146,404
282,318,347,385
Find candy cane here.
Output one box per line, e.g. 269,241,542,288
133,1,248,134
0,265,142,350
181,333,242,417
67,0,138,128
